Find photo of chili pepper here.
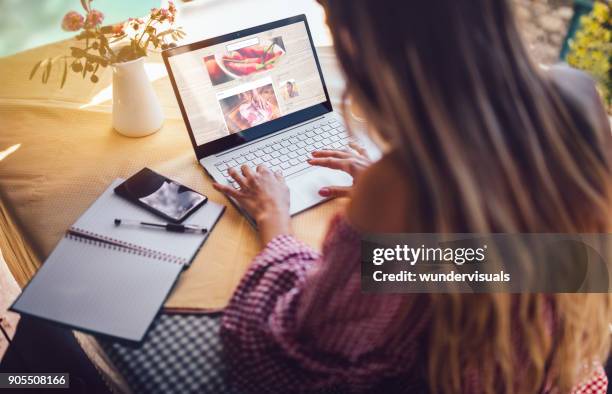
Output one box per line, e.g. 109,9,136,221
236,45,279,62
220,39,285,78
203,37,286,86
222,59,262,76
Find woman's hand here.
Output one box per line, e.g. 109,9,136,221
307,142,372,198
213,165,291,244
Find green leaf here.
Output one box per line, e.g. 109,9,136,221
76,30,96,40
42,58,52,83
99,34,109,47
29,60,42,80
83,52,107,64
70,46,87,58
61,58,68,88
38,59,48,83
157,29,174,37
110,34,126,43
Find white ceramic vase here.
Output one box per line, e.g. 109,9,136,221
112,57,164,137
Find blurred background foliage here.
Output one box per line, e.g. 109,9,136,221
0,0,159,57
0,0,609,112
567,1,611,110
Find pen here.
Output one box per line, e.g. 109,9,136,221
114,218,208,234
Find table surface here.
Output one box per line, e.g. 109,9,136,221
0,34,348,311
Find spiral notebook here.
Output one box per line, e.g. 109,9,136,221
11,179,225,342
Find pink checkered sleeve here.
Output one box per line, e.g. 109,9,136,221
572,365,608,394
220,216,429,393
220,234,324,392
219,214,608,393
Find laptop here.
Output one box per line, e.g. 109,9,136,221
162,15,353,224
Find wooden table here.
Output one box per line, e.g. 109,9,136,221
0,37,349,310
0,36,348,391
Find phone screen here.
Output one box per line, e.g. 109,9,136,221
115,168,207,222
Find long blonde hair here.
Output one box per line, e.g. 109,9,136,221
320,0,612,392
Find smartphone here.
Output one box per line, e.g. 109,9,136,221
114,168,208,223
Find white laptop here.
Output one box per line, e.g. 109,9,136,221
163,15,353,224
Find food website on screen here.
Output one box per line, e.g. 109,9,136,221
168,21,327,146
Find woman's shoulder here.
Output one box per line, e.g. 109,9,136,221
347,151,411,233
547,64,610,133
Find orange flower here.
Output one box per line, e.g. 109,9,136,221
111,23,124,35
61,11,84,32
85,9,104,28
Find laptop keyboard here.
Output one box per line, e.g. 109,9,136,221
214,119,354,189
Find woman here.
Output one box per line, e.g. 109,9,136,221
213,0,612,392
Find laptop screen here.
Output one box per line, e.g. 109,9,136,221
166,19,328,150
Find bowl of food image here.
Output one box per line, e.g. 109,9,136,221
215,38,285,79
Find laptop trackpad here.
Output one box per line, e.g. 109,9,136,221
286,167,353,215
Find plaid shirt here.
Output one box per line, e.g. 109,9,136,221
221,215,607,393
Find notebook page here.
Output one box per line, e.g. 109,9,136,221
71,179,224,264
11,235,182,342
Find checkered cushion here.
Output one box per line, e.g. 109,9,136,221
99,313,241,394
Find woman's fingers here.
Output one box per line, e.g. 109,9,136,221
212,182,242,199
348,142,369,159
311,149,352,159
273,171,285,182
256,164,271,174
319,186,352,198
228,167,249,189
240,164,255,184
307,157,352,173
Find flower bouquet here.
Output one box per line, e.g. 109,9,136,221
29,0,186,137
29,0,185,87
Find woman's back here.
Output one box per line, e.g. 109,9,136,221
336,64,612,392
348,64,611,235
219,0,612,392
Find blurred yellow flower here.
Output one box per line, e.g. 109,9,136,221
568,1,611,112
